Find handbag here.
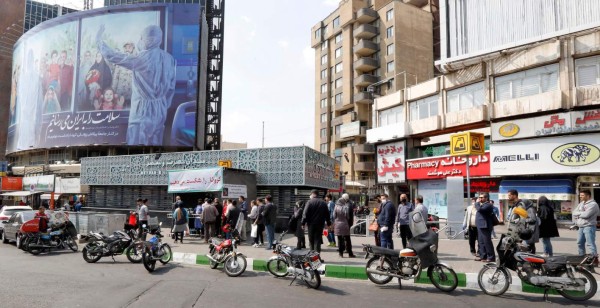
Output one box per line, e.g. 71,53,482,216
250,224,258,238
492,215,500,226
368,219,379,232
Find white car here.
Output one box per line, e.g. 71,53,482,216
0,206,34,233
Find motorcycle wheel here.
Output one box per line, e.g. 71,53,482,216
159,244,172,265
224,254,247,277
142,248,156,273
209,256,219,269
65,236,78,252
303,268,321,289
267,258,289,277
478,265,510,296
428,264,458,292
556,267,597,301
28,238,42,256
82,243,103,263
125,243,143,263
20,235,30,251
365,256,394,285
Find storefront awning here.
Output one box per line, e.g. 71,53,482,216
498,179,574,200
40,194,61,200
0,191,37,197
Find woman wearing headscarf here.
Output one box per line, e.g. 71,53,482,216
289,200,306,249
85,51,113,109
172,202,188,244
537,196,559,257
334,194,355,258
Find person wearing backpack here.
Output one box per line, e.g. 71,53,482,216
508,189,539,253
173,202,189,244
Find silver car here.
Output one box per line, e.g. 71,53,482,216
1,210,36,247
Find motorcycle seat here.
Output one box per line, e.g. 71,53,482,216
370,246,400,256
102,235,120,243
546,255,587,265
290,249,312,257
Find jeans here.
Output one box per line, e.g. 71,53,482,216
327,229,336,244
577,225,598,256
380,229,394,249
541,237,553,256
265,223,275,249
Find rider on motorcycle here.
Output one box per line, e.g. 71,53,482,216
36,206,49,233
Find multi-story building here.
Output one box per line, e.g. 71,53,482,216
312,0,437,193
24,0,78,33
368,0,600,223
104,0,202,6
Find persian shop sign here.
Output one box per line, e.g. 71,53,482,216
376,141,406,184
406,152,490,180
492,109,600,141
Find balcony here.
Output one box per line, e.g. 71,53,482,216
575,84,600,107
353,39,378,56
445,105,489,128
408,115,442,135
366,122,408,143
354,162,376,172
354,24,377,40
356,7,378,23
335,100,354,111
353,144,375,155
492,90,563,119
354,92,373,104
354,57,379,72
332,112,356,126
354,74,379,87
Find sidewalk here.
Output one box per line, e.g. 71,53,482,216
166,226,600,299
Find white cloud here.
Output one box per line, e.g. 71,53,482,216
277,40,289,48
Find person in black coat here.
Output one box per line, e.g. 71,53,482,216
302,190,331,253
537,196,559,257
475,193,495,262
289,200,306,249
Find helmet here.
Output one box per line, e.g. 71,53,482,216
518,228,533,240
512,207,528,219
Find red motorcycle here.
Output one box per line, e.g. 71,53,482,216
206,228,247,277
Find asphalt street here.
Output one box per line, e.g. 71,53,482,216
1,241,599,308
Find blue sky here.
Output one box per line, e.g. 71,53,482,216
49,0,339,149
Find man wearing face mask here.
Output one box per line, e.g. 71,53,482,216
396,194,414,249
302,190,331,254
377,193,397,249
96,24,176,145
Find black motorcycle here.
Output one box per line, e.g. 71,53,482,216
267,231,322,289
141,223,172,273
81,229,142,263
27,221,79,255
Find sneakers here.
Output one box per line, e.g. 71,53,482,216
252,244,259,248
259,242,264,246
474,257,482,261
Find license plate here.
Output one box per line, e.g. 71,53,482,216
311,261,322,269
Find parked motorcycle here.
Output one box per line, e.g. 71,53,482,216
266,231,322,289
141,222,172,273
206,228,247,277
27,220,79,255
81,229,142,263
363,211,458,292
478,207,597,301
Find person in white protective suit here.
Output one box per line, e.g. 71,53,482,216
96,24,176,145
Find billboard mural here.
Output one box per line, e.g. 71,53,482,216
376,141,406,184
7,4,204,153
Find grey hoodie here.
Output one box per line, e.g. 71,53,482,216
573,199,599,228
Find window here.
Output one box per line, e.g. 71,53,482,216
320,98,327,108
321,55,327,65
335,33,342,43
447,82,485,113
335,78,343,88
315,28,321,39
387,43,394,55
320,69,327,80
386,26,394,38
335,125,341,135
335,62,343,73
320,128,327,138
320,113,327,123
575,55,600,87
494,63,559,101
378,105,403,127
387,61,394,73
321,83,328,93
320,143,328,153
335,93,343,104
333,16,340,28
386,8,393,21
320,40,328,50
409,95,439,120
335,47,342,58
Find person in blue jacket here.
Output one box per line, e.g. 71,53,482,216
377,193,397,249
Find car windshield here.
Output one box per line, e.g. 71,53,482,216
2,209,28,216
21,212,36,221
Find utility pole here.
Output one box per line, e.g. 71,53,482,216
262,121,265,148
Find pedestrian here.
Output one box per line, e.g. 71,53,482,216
238,196,248,241
377,193,396,250
201,198,218,243
254,198,266,247
172,195,182,230
462,197,480,257
74,200,83,212
194,199,204,238
396,194,414,249
302,189,331,254
475,193,495,262
290,200,306,249
491,200,499,239
248,200,261,247
334,193,355,258
137,199,149,240
413,195,428,225
225,199,240,240
325,194,336,247
509,190,539,253
173,202,188,244
537,196,559,257
261,195,277,250
373,195,382,246
573,189,599,263
213,198,223,237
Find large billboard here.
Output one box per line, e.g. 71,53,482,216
7,4,205,153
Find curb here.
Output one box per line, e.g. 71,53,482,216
173,252,590,297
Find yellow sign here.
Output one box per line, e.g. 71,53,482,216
450,132,485,156
334,163,340,178
218,160,232,168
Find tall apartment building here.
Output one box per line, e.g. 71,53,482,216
104,0,202,5
311,0,436,191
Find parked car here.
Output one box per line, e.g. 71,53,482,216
0,206,33,222
1,210,36,247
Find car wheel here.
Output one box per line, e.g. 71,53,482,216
2,231,8,244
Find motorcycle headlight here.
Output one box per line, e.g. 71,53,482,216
429,244,437,253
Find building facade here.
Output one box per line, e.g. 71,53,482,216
311,0,436,193
368,1,600,223
24,0,78,33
